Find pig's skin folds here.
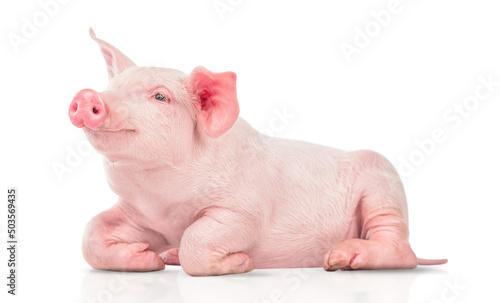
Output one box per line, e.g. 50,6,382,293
72,29,447,276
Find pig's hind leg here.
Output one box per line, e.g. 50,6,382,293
82,204,168,272
324,151,418,271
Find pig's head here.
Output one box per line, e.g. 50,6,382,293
69,29,239,164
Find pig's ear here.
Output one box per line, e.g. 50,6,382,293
89,28,136,80
185,66,240,138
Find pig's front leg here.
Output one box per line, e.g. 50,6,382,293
179,208,259,276
82,204,167,272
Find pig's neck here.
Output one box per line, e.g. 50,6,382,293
103,118,265,208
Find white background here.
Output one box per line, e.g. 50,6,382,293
1,0,499,302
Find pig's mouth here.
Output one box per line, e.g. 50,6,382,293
97,129,135,133
83,127,137,153
84,127,136,133
83,127,137,140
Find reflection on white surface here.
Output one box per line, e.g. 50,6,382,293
80,266,450,303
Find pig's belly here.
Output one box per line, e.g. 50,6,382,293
247,192,360,268
245,142,360,268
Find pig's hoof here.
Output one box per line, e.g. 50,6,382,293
128,249,166,272
219,252,254,275
96,242,165,272
160,248,180,266
183,252,254,276
324,252,358,271
323,239,419,271
323,239,363,271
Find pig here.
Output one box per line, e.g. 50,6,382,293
69,29,447,276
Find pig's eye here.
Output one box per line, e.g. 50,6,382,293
154,93,169,102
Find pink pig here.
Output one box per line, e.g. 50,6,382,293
69,29,447,276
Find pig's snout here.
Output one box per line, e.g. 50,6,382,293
69,89,107,129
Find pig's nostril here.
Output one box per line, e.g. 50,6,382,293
93,107,99,114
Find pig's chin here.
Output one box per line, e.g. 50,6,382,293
83,127,136,153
